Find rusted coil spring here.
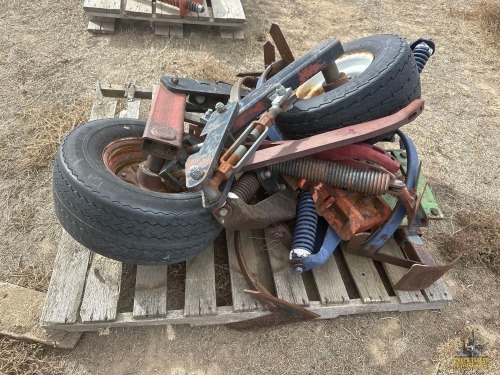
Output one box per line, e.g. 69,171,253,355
269,158,391,196
158,0,204,12
231,173,260,203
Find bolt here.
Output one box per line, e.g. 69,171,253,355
204,108,213,119
218,207,229,217
170,76,179,84
278,184,287,191
215,102,226,114
189,165,204,180
431,208,440,216
401,151,407,159
293,265,304,273
121,172,127,178
392,179,405,187
260,170,272,180
276,85,286,96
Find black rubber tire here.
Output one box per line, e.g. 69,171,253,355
275,34,421,139
53,118,222,265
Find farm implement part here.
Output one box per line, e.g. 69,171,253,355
54,24,457,327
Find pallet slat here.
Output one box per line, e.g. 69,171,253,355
124,0,152,16
312,252,350,305
226,229,260,312
133,266,168,318
184,245,217,316
211,0,245,23
342,250,391,303
80,254,122,322
89,85,117,120
380,239,427,303
264,227,309,306
87,19,116,34
41,231,92,325
84,0,121,13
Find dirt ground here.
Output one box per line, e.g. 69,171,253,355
1,0,499,374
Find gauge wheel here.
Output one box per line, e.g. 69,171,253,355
53,118,221,265
275,34,421,140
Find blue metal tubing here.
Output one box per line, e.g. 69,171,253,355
299,226,342,271
363,130,419,252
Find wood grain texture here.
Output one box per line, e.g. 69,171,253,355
184,244,217,316
380,239,427,303
83,0,121,13
211,0,245,22
89,85,117,120
133,266,168,318
312,253,350,305
342,250,391,303
80,254,122,322
2,282,82,348
219,27,244,39
44,297,448,332
124,0,152,16
155,0,209,20
226,229,260,312
154,23,184,38
87,19,116,34
41,230,92,325
423,279,453,302
264,227,309,306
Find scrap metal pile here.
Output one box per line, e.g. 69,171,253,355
54,25,460,322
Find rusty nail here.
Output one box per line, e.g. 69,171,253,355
215,102,226,114
171,77,179,84
431,208,440,216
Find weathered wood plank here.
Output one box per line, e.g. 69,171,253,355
87,19,116,34
80,254,122,322
133,266,168,318
2,282,81,348
89,84,117,120
380,239,427,303
83,0,121,13
312,252,350,305
342,250,391,303
211,0,245,23
41,230,92,325
43,296,448,331
154,23,184,38
124,0,152,16
155,0,209,20
99,83,153,99
226,229,260,312
264,227,309,306
184,245,217,316
423,278,453,302
219,27,244,39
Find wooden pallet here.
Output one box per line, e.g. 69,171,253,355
40,83,452,334
85,0,245,39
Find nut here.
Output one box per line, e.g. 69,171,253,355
215,102,226,114
189,165,204,180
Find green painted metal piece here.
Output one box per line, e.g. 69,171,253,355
382,150,444,225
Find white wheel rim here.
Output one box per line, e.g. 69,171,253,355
296,51,375,99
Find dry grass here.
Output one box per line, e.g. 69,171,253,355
461,2,500,49
0,338,63,375
438,208,500,275
0,100,90,179
5,263,51,293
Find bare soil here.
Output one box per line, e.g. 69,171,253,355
0,0,499,374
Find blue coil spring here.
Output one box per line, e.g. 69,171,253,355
412,42,433,73
291,190,318,255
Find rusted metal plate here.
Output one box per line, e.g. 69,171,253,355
241,100,424,171
142,84,185,159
